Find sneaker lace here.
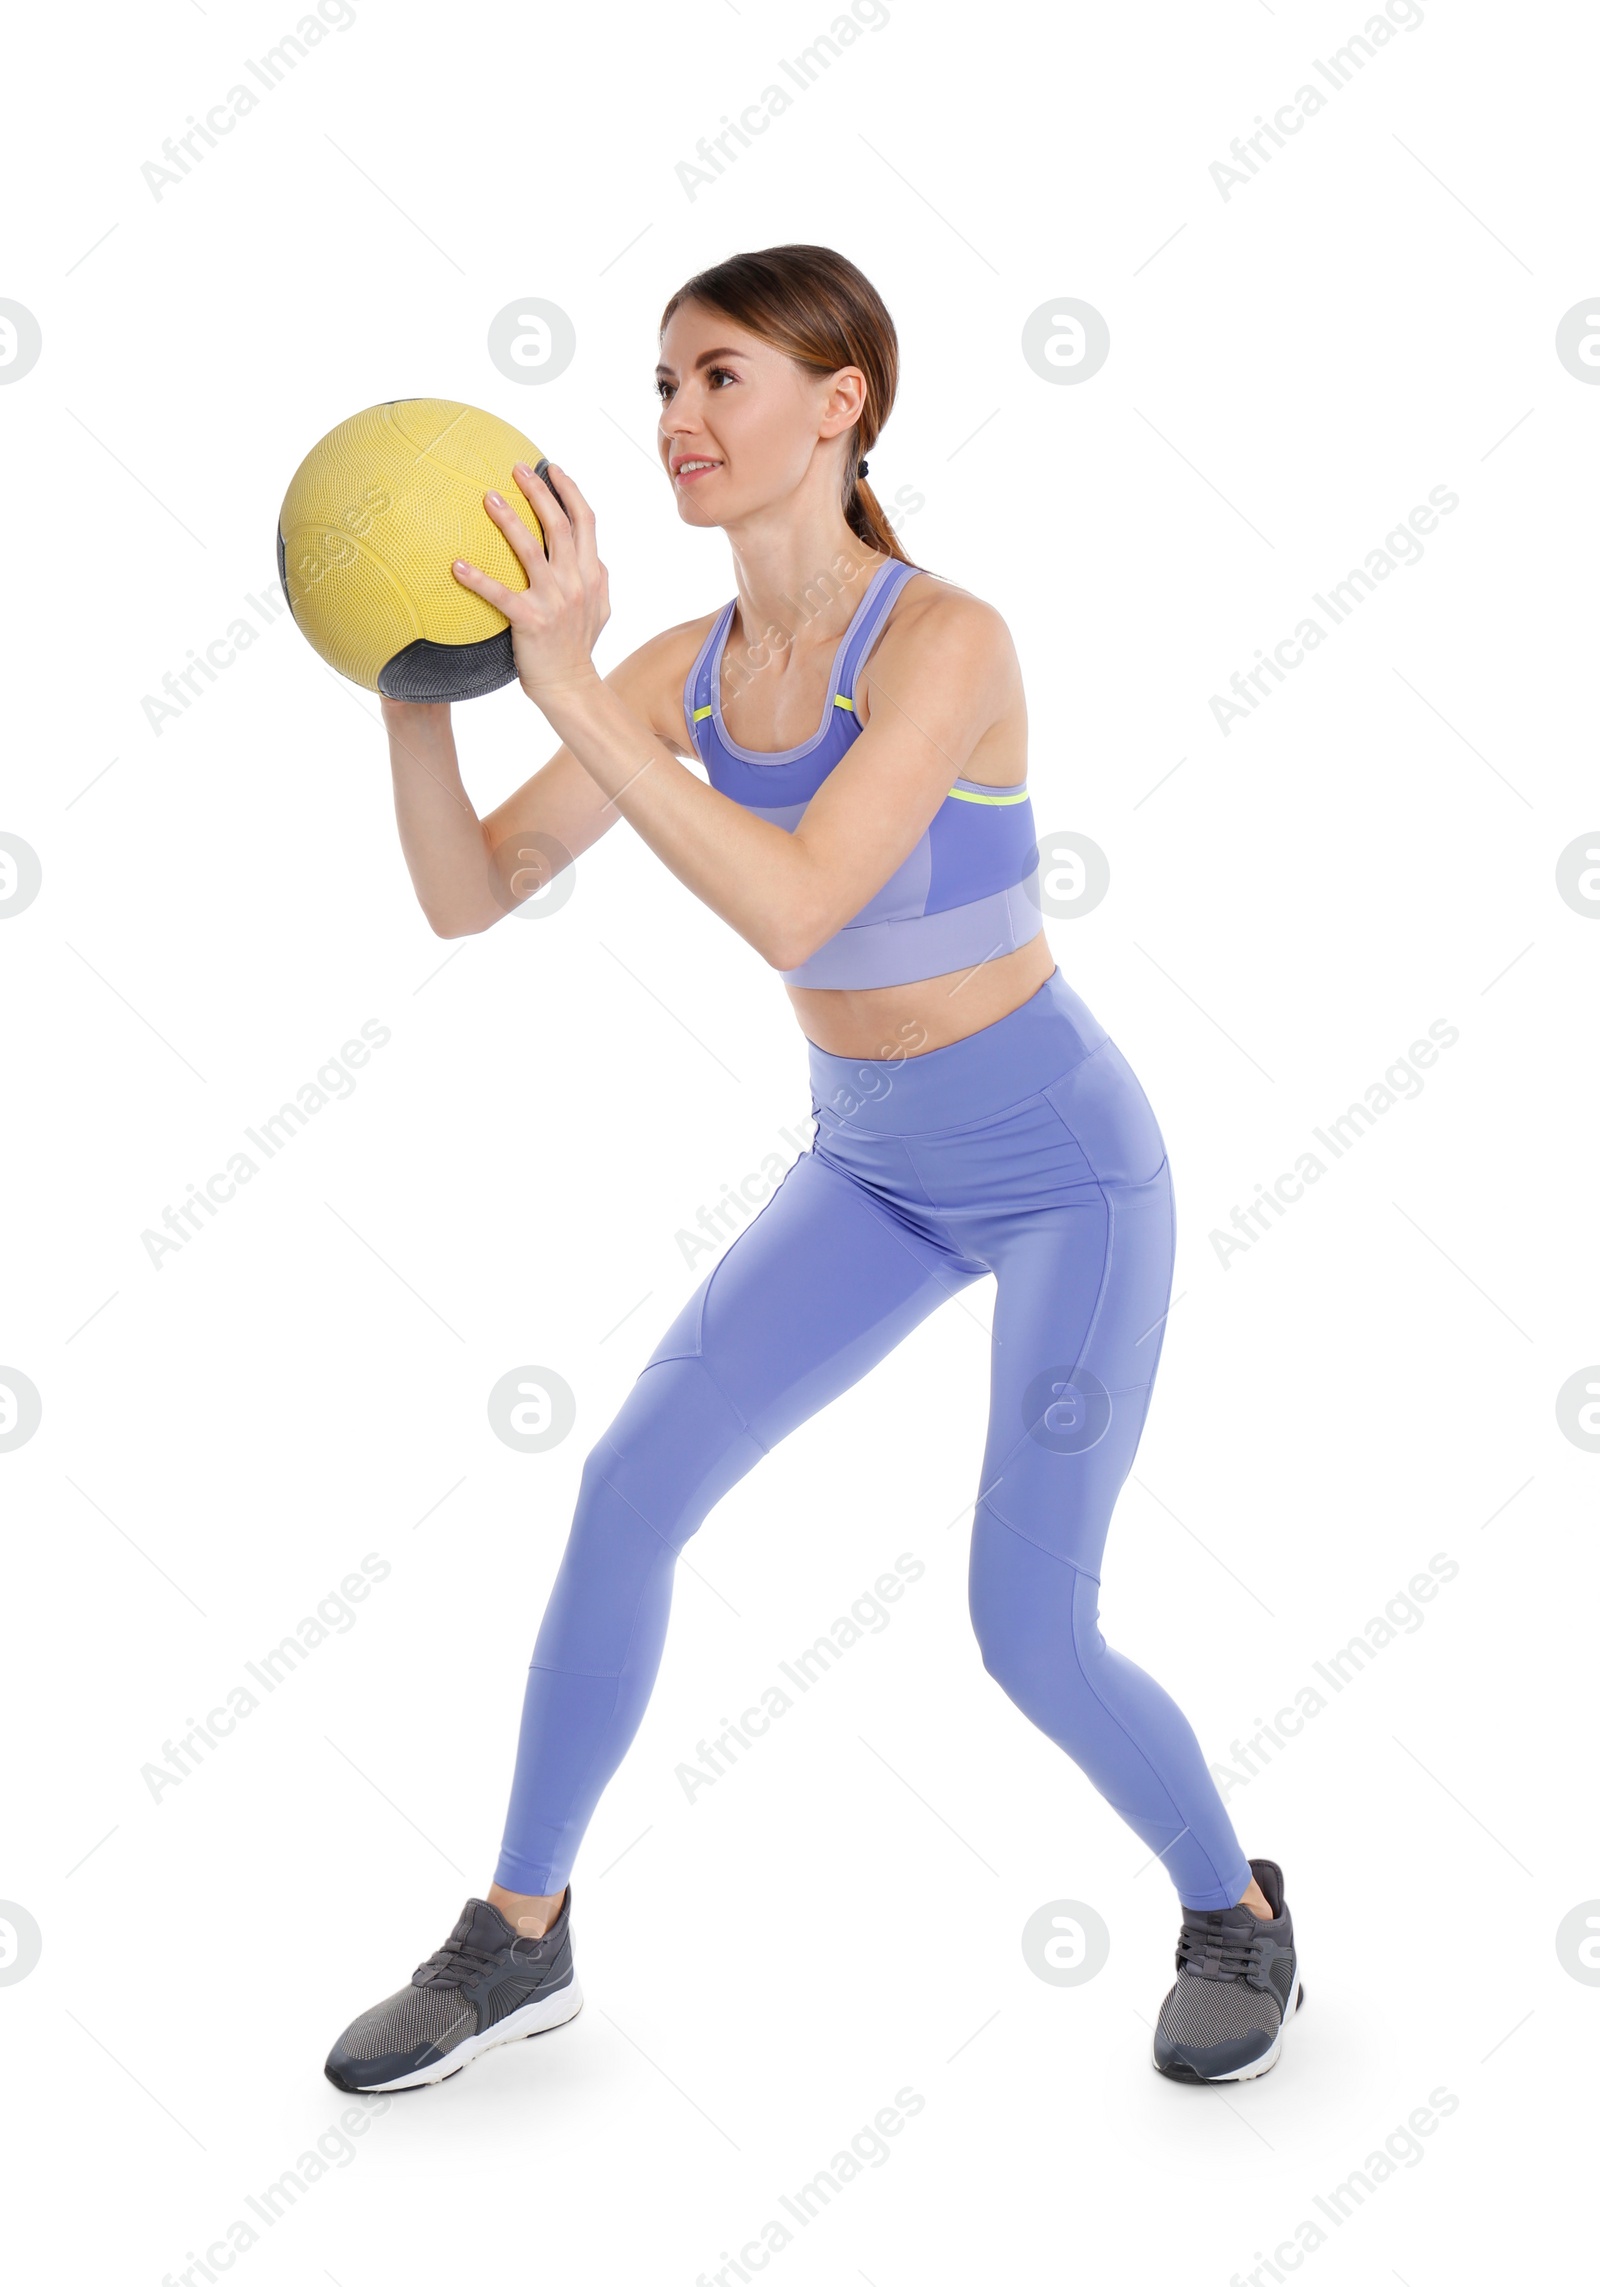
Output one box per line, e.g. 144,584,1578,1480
414,1932,507,1989
1176,1914,1267,1984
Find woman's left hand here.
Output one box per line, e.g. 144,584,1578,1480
452,461,611,705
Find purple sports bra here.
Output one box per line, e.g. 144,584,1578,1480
682,557,1042,989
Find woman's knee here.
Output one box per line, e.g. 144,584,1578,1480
583,1353,764,1552
532,1360,762,1675
969,1509,1106,1728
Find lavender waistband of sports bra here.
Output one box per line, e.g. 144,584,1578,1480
780,867,1043,990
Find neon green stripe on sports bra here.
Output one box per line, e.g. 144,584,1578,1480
691,695,1027,806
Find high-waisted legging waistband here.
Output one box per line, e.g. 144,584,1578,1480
804,967,1110,1132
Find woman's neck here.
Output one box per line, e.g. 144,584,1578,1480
723,520,887,661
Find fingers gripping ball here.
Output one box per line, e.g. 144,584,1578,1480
277,399,549,701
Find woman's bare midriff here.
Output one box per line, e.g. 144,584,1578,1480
787,930,1057,1060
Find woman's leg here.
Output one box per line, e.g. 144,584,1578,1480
494,1147,982,1900
966,1152,1254,1913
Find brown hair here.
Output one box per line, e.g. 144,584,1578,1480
659,244,914,565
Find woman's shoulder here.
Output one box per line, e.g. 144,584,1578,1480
869,562,1020,695
888,563,1014,649
851,563,1023,750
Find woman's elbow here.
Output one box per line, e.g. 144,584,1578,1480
427,903,494,939
761,904,831,973
765,849,845,972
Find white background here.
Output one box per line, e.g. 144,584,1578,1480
1,0,1593,2279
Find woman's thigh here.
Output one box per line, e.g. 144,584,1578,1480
971,1157,1176,1579
618,1145,984,1485
528,1148,982,1684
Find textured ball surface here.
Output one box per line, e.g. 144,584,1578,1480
277,399,547,700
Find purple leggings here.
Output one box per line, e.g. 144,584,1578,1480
495,968,1252,1913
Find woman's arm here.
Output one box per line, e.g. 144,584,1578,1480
533,595,1014,969
461,464,1018,971
383,655,658,938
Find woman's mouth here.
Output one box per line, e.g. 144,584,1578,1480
674,457,722,485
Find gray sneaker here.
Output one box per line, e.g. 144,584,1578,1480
325,1890,582,2093
1152,1857,1303,2083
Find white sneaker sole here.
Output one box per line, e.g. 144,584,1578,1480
359,1976,585,2093
1157,1970,1304,2085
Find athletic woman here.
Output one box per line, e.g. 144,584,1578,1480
324,245,1303,2094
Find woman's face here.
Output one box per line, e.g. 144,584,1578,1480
655,299,865,525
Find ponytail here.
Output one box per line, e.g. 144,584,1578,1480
847,457,906,562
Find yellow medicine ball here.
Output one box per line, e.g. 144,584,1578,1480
277,399,549,701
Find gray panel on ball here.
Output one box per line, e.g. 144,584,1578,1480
377,630,518,702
